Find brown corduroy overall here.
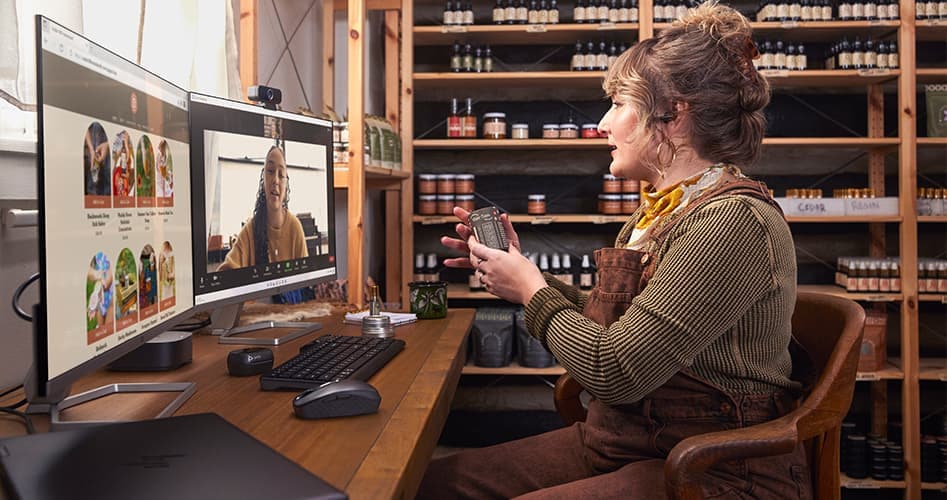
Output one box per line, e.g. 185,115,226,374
416,180,812,499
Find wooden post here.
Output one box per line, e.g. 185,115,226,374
238,0,258,101
400,0,415,310
321,0,335,114
348,0,367,306
384,9,403,308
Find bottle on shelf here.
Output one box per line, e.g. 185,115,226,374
462,97,477,137
609,0,620,22
774,40,787,70
549,0,560,22
852,37,865,69
484,45,494,72
571,41,584,71
414,253,426,282
425,253,440,282
539,0,549,23
539,253,550,274
561,254,574,286
574,0,587,23
505,0,516,22
528,0,539,23
493,0,505,23
786,43,797,70
551,253,562,280
618,0,630,21
607,41,619,68
596,40,609,70
797,43,807,70
462,1,474,24
585,41,596,71
450,41,462,73
887,40,898,69
462,43,473,72
839,0,853,19
579,254,594,290
448,97,462,138
516,0,528,23
444,0,455,25
838,37,852,70
474,46,484,72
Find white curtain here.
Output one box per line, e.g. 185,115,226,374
0,0,242,143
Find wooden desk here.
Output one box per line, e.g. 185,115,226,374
0,309,474,500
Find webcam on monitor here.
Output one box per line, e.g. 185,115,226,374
247,85,282,109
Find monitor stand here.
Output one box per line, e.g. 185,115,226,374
209,302,321,346
49,382,196,430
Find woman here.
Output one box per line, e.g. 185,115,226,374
218,145,308,270
419,2,810,498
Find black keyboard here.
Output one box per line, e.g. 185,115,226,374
260,334,405,391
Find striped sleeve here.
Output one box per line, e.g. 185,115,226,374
542,272,589,310
524,197,779,405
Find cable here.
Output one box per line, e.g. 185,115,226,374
0,384,23,399
2,399,27,410
0,407,35,434
12,272,39,322
173,317,212,332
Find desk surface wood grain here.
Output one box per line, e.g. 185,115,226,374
0,308,474,500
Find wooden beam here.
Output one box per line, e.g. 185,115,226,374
867,84,886,258
400,0,415,310
238,0,258,101
347,0,367,306
321,0,335,114
384,9,403,308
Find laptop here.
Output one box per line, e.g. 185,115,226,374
0,413,347,500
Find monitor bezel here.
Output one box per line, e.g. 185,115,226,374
187,92,338,313
33,15,197,400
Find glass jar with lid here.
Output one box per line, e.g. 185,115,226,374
437,194,456,215
456,194,476,212
436,174,456,193
418,195,437,215
482,112,507,139
581,123,599,138
599,194,622,214
602,174,622,193
417,174,437,194
542,123,560,139
559,123,579,139
527,194,547,215
511,123,529,139
455,174,476,194
621,194,641,214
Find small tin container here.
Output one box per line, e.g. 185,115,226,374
436,173,456,194
418,195,437,215
362,315,394,337
599,194,622,214
511,123,529,139
437,194,455,215
542,123,560,139
621,178,640,193
602,174,622,193
527,194,547,215
455,173,475,194
581,123,599,138
621,193,641,214
456,194,476,212
417,174,437,194
559,123,579,139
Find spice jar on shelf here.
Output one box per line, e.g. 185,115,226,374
511,123,529,139
581,123,599,138
621,178,640,193
455,173,475,194
599,194,622,214
437,194,455,215
456,194,476,212
418,195,437,215
621,193,640,214
542,123,560,139
482,112,507,139
436,173,456,193
527,194,547,215
417,174,437,194
559,123,579,139
602,174,622,193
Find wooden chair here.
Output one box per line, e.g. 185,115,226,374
553,291,866,500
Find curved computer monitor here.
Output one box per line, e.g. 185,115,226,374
31,16,195,405
188,93,337,334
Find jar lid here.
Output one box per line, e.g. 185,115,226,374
419,194,437,200
418,174,437,180
483,112,507,119
528,194,546,200
599,194,622,200
581,123,598,129
603,174,618,180
455,173,475,180
437,194,455,200
621,194,641,199
512,123,529,129
435,173,456,179
542,123,560,129
456,194,475,200
559,123,579,129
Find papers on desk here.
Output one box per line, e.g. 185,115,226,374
344,310,417,327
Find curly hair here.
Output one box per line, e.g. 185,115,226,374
251,145,291,266
602,1,769,170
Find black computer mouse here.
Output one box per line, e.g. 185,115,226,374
293,380,381,419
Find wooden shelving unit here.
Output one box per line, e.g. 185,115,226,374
462,362,566,376
406,6,941,497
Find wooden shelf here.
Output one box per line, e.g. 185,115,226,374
653,20,900,41
918,216,947,223
414,138,607,149
785,215,901,223
917,68,947,84
413,69,899,89
916,20,947,41
921,482,947,491
919,293,947,303
449,282,501,300
918,358,947,381
841,473,907,489
855,361,905,381
462,362,566,376
798,284,903,301
917,137,947,146
413,22,638,45
333,164,411,189
415,213,630,224
414,137,899,149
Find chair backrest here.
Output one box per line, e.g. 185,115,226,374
788,291,866,500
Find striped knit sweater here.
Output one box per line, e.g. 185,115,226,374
523,194,799,405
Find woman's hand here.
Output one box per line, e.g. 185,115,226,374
440,206,521,269
468,238,546,305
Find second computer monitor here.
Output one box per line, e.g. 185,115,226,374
189,94,337,308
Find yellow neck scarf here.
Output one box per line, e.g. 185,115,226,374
634,164,738,230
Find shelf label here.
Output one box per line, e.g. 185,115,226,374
938,372,947,382
597,22,617,30
440,26,468,33
591,215,610,224
421,217,448,225
760,69,790,78
780,21,799,28
525,24,547,32
845,481,881,490
863,295,892,302
531,216,554,225
775,197,846,217
844,197,899,217
856,372,881,381
857,68,892,77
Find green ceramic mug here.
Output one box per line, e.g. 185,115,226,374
409,281,448,319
